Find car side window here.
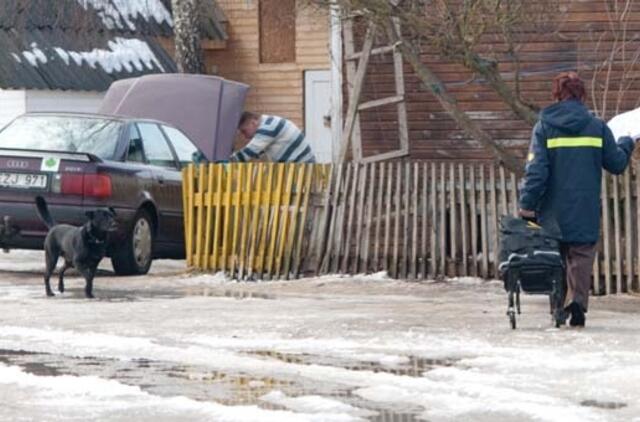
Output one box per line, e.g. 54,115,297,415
137,123,177,168
162,125,202,167
126,125,146,163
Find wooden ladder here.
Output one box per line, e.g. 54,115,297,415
340,16,409,163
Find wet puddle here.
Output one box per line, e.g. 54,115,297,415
0,348,429,420
581,399,628,409
183,288,277,300
250,350,458,377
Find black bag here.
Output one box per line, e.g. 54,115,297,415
498,216,563,292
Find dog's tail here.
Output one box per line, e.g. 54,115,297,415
35,196,55,229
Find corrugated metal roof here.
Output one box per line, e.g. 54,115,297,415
0,0,227,39
0,0,227,91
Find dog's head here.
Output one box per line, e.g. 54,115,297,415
85,208,117,234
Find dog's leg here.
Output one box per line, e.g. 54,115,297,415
44,249,58,297
79,267,96,299
58,261,70,293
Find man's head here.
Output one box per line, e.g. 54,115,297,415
238,111,261,140
552,72,586,103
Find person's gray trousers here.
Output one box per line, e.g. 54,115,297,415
561,243,598,312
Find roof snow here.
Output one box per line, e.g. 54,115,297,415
21,43,48,67
75,37,166,73
77,0,173,30
20,38,165,74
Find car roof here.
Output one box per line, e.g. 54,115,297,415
20,111,177,128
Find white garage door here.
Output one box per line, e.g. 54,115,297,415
0,90,26,129
26,90,105,114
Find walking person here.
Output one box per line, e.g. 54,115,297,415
231,112,316,163
518,72,637,327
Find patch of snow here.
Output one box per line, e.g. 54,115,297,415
11,53,22,63
260,391,375,418
377,354,410,367
54,47,70,65
447,277,502,286
21,44,48,67
176,272,233,285
58,37,165,73
356,271,390,281
77,0,173,31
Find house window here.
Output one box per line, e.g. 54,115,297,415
259,0,296,63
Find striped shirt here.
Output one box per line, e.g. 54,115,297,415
231,115,316,163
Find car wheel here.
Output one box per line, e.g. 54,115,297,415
112,210,154,276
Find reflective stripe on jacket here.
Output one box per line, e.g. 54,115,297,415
519,99,634,243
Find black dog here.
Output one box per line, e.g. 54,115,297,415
35,197,116,298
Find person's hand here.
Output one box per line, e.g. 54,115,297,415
518,209,536,219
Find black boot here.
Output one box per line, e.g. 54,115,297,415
568,302,585,327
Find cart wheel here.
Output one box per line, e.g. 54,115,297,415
507,288,517,329
550,278,566,328
554,308,567,328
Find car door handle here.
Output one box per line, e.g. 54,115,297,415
156,176,165,184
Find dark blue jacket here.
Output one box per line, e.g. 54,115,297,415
519,100,634,243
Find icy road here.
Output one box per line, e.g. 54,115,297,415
0,251,639,422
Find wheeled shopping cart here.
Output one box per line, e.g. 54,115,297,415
498,216,566,329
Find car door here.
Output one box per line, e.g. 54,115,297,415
136,122,183,247
160,125,206,244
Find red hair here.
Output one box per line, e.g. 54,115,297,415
552,72,586,102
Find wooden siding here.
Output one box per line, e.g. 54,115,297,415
206,1,330,130
355,0,640,162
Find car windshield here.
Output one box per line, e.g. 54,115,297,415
0,115,124,160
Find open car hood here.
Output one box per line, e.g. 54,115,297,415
98,74,249,161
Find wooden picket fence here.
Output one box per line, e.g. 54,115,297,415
183,161,640,294
182,163,330,280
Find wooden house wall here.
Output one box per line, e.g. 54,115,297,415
205,0,330,131
356,0,640,162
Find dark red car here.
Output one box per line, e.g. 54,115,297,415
0,112,205,275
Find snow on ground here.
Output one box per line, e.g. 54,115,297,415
0,251,639,422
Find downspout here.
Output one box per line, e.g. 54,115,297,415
330,2,343,163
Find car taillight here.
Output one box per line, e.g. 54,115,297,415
84,174,112,198
60,173,112,198
60,174,84,196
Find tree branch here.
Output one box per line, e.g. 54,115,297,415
387,19,524,175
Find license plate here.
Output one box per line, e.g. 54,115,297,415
0,172,47,189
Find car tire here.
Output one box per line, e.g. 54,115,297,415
112,209,154,276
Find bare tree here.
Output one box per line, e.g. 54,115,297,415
400,0,559,126
172,0,206,74
583,0,640,120
312,0,544,173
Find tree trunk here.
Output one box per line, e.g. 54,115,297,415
172,0,206,74
387,21,524,176
464,53,539,126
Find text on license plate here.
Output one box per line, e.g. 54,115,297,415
0,172,48,189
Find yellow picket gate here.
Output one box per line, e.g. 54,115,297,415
182,163,330,279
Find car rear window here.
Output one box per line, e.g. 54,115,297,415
0,115,124,160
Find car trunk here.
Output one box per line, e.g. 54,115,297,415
0,149,101,240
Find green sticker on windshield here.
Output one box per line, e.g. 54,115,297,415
41,157,60,172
